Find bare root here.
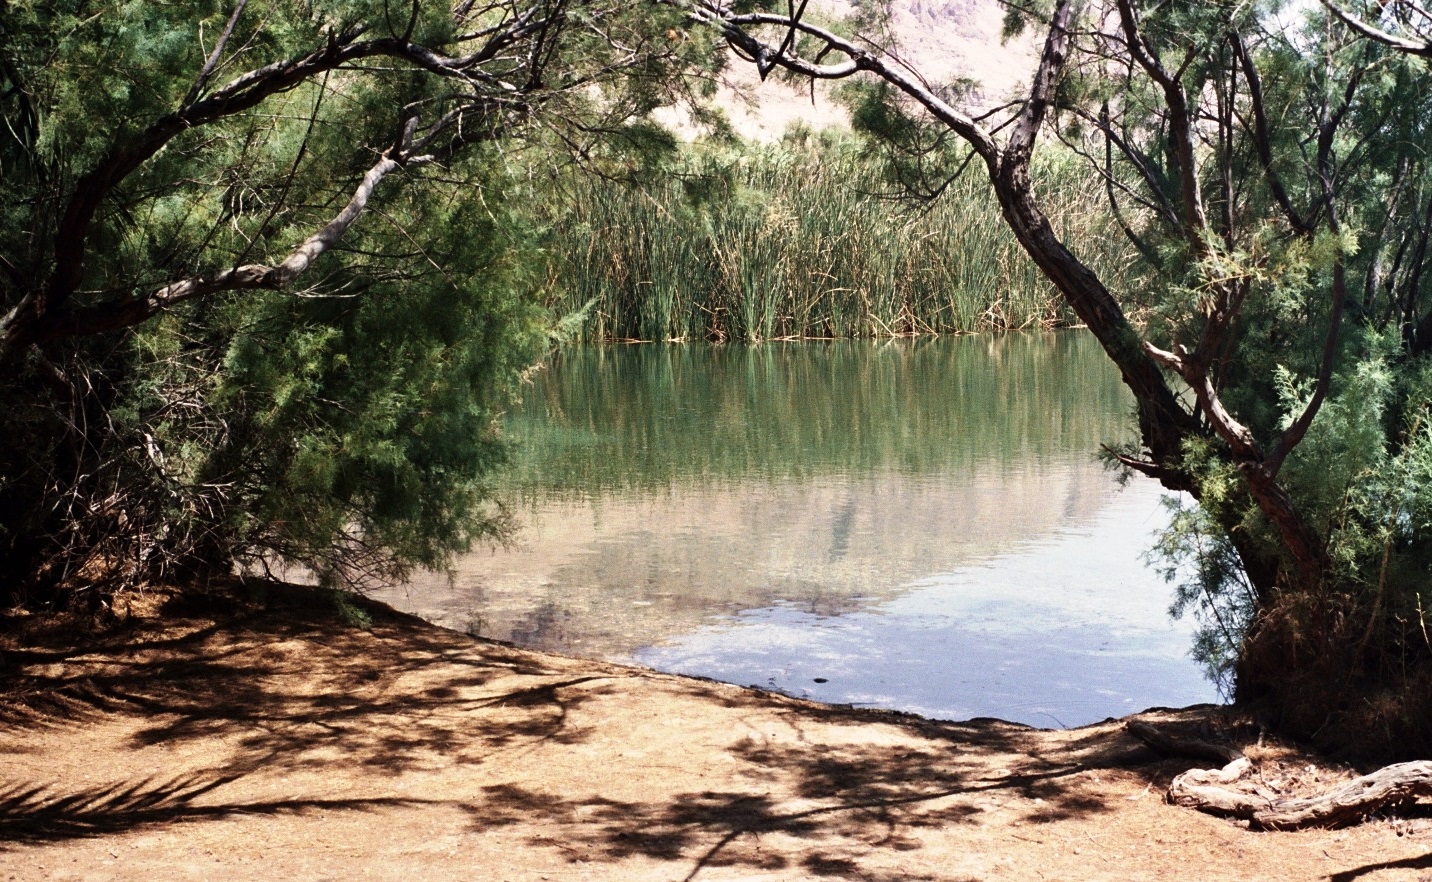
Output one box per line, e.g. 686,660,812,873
1127,720,1432,830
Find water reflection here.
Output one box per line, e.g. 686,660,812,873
380,333,1218,725
636,482,1214,727
503,334,1136,492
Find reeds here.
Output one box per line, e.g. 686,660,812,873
539,137,1142,342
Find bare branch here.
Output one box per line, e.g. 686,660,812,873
1323,0,1432,56
689,1,998,161
1114,0,1211,248
18,123,422,344
1229,31,1312,236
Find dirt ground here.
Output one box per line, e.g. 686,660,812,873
2,585,1431,882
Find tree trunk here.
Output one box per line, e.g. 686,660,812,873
988,164,1200,489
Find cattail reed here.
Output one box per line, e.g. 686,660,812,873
538,137,1141,342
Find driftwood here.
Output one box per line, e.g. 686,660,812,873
1126,720,1432,830
1125,720,1246,766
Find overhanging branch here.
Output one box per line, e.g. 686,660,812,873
16,124,423,345
688,1,998,161
1322,0,1432,56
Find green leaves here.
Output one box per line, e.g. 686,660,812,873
536,136,1139,342
183,175,547,584
0,0,716,600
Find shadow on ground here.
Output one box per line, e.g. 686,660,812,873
451,702,1167,880
0,775,437,845
0,584,1206,879
1,585,605,773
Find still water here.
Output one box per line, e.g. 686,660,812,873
379,333,1220,726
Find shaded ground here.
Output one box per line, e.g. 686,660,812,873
2,585,1431,881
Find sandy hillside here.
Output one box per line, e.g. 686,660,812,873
677,0,1039,141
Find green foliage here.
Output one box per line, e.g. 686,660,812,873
1080,2,1432,749
1266,331,1432,621
16,156,549,595
1147,496,1258,697
189,175,545,586
537,134,1142,342
0,0,710,604
332,589,375,629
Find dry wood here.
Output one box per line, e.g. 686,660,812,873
1127,721,1432,829
1172,759,1432,830
1125,719,1245,766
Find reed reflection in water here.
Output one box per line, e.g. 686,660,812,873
381,333,1219,725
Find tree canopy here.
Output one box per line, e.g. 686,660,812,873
0,0,715,601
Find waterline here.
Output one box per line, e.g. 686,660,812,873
379,334,1220,726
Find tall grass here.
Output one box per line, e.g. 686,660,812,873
540,137,1144,342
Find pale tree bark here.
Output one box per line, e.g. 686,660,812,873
1323,0,1432,57
9,141,416,347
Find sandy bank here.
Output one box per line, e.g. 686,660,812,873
1,587,1428,881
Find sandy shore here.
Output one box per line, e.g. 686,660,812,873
2,586,1429,881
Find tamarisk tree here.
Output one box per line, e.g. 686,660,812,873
693,0,1432,759
0,0,713,604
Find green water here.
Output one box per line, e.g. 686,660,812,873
382,332,1218,726
504,333,1136,493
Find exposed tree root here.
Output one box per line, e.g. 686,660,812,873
1126,721,1432,830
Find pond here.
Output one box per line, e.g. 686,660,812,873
377,333,1220,727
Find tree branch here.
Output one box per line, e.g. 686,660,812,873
184,0,250,106
1322,0,1432,56
1229,31,1312,236
689,2,999,162
1114,0,1211,248
15,125,420,345
0,7,556,360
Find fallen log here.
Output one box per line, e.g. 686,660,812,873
1125,721,1432,830
1125,719,1245,766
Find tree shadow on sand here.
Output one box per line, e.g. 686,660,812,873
0,586,614,778
460,700,1168,881
0,774,442,848
1,585,1197,879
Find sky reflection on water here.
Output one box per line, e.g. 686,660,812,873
633,479,1219,728
383,335,1222,727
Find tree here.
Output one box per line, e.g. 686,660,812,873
1325,0,1432,57
695,0,1432,758
0,0,714,606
